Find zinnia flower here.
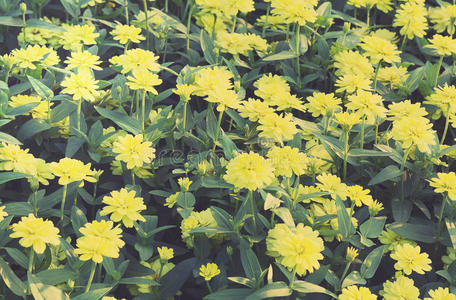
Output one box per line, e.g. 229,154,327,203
10,214,60,254
266,223,324,276
429,172,456,200
425,34,456,56
425,287,456,300
223,152,275,191
339,285,377,300
199,263,220,281
390,243,432,275
126,69,162,94
51,157,97,186
60,71,100,102
267,146,308,177
100,188,146,228
390,116,436,153
112,134,155,170
380,276,420,300
111,24,145,44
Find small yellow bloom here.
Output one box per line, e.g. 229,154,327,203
112,134,155,170
425,34,456,56
339,285,377,300
425,287,456,300
178,177,192,192
61,71,100,102
199,263,220,281
10,214,60,254
173,84,196,101
380,276,420,300
429,172,456,201
100,188,146,228
390,244,431,275
111,24,145,44
126,69,162,94
157,246,174,261
346,246,359,262
51,157,97,186
64,51,102,72
334,111,361,131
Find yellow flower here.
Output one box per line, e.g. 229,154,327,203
333,50,373,78
173,84,196,102
426,34,456,56
335,74,372,95
126,69,162,94
0,143,37,174
347,185,373,207
205,87,241,112
61,71,100,102
10,214,60,254
223,152,275,191
51,157,97,186
387,100,427,122
425,287,456,300
112,134,156,170
377,66,409,89
215,31,253,56
380,276,420,300
109,48,160,74
164,192,179,208
111,24,145,44
74,220,125,263
257,113,298,143
346,91,387,124
62,24,99,51
270,0,318,25
237,98,275,122
157,246,174,261
305,92,341,117
429,4,456,35
429,172,456,200
9,94,53,119
393,2,428,39
267,146,308,177
334,111,361,131
254,73,290,104
193,66,234,97
426,83,456,116
0,206,7,222
316,173,348,200
379,229,416,252
10,44,59,69
100,188,146,228
178,177,192,192
266,223,324,276
390,116,436,153
346,247,359,262
364,198,384,216
339,285,377,300
390,244,431,275
64,51,102,72
360,35,401,64
199,263,220,281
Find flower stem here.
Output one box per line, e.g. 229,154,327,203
186,4,194,51
441,106,451,145
60,184,67,223
434,55,444,88
85,262,97,293
366,8,370,27
338,261,352,291
262,3,270,37
28,249,34,273
212,110,224,152
77,98,82,131
373,60,382,91
124,0,129,25
296,24,301,88
437,194,448,238
143,0,149,50
131,171,136,186
343,130,349,181
248,190,257,235
289,266,297,288
141,90,146,132
400,147,412,202
360,115,366,149
205,281,213,293
183,101,188,133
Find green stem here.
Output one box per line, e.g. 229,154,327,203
374,123,379,144
77,98,82,131
186,4,194,51
131,171,136,186
400,36,407,51
73,187,78,206
124,0,129,25
248,190,257,235
141,90,146,132
337,261,352,291
366,7,370,27
360,115,366,149
60,184,67,223
212,110,224,152
183,101,188,132
400,146,412,202
434,55,444,88
143,0,149,50
289,266,297,288
343,130,349,180
28,249,34,273
437,195,448,238
441,106,451,145
85,262,97,293
373,60,382,91
33,190,38,216
205,281,213,293
165,0,168,13
262,3,270,37
211,14,217,39
296,24,301,88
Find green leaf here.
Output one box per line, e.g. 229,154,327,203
5,247,28,269
50,101,77,123
26,19,64,31
292,280,337,298
204,289,251,300
0,16,22,27
360,245,385,279
28,272,69,300
0,132,22,145
159,257,196,298
71,287,112,300
262,51,296,61
388,222,436,243
274,207,295,227
5,202,34,216
240,238,262,279
36,269,76,285
446,219,456,250
66,136,85,158
200,30,216,65
118,277,159,285
71,206,88,237
17,118,52,140
341,271,366,289
6,102,40,116
335,195,354,239
206,108,218,140
201,176,234,189
360,216,386,238
404,65,425,93
0,257,27,296
368,165,402,186
94,106,141,135
245,282,292,300
0,172,30,185
27,75,54,99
